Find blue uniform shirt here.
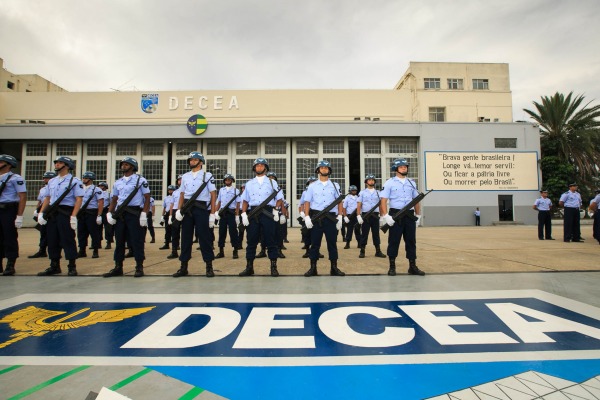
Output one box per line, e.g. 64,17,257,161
241,176,283,207
149,197,155,209
534,197,552,211
112,174,150,208
82,185,103,209
217,186,240,210
180,170,215,202
343,195,358,214
172,189,182,210
304,179,341,214
357,189,380,212
0,172,26,203
163,195,173,212
37,185,49,203
591,194,600,206
380,176,419,209
560,190,582,208
47,174,84,206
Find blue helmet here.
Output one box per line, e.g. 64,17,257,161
305,176,317,186
391,158,409,171
252,157,269,171
82,171,96,180
167,185,177,191
364,174,376,183
177,174,183,181
54,156,75,170
0,154,17,168
98,181,109,188
43,171,57,179
187,151,205,163
349,185,358,192
315,160,332,174
120,157,138,171
223,173,235,182
266,171,277,180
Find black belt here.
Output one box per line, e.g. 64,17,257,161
193,201,209,210
0,202,18,209
124,206,142,217
248,205,273,212
538,210,550,212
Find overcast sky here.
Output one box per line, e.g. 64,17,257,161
1,0,599,121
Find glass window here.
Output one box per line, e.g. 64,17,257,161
235,159,255,188
296,157,318,199
363,140,381,154
143,143,164,156
176,142,197,156
24,160,46,201
429,107,445,122
141,159,164,200
296,140,318,155
447,78,463,90
265,141,286,155
364,158,382,188
327,158,345,195
205,159,228,190
86,160,108,182
116,143,137,156
56,143,77,156
494,138,517,148
269,158,287,194
87,143,108,156
236,141,258,155
387,139,417,154
323,140,344,154
175,159,189,177
473,79,489,90
424,78,440,89
26,143,47,157
206,142,228,156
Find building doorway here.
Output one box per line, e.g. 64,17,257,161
348,139,361,190
498,194,513,221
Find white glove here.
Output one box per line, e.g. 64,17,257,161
15,215,23,229
214,212,221,221
357,215,364,225
70,216,78,230
33,210,39,218
304,215,313,229
300,211,306,218
175,209,184,221
209,213,216,228
168,215,173,225
415,214,421,227
96,215,103,225
106,212,117,225
279,214,287,224
343,216,350,224
139,212,148,227
235,215,241,226
241,212,250,226
384,214,395,226
336,215,343,230
38,213,47,226
272,208,280,221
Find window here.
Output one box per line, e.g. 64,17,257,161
56,143,77,156
87,143,108,156
141,160,164,200
424,78,440,89
26,143,47,157
206,142,228,156
429,107,445,122
447,78,463,90
363,140,381,154
143,143,164,156
323,140,344,154
494,138,517,148
265,141,286,155
296,140,318,155
7,81,15,90
24,160,46,201
176,142,198,156
86,160,108,182
473,79,489,90
387,139,417,154
116,143,137,156
236,141,258,155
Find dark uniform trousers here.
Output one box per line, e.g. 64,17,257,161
537,210,552,239
309,211,338,261
47,206,78,261
144,211,155,241
37,223,48,250
386,209,417,260
0,203,19,260
114,209,145,263
77,209,101,250
180,204,214,263
593,212,600,243
360,213,380,247
344,216,361,243
245,206,277,260
163,217,172,244
171,219,181,250
102,208,114,243
563,207,581,241
218,210,239,249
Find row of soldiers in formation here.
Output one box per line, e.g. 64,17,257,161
0,153,426,277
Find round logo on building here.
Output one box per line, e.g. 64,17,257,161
187,114,207,135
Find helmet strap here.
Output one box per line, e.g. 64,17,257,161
0,162,9,172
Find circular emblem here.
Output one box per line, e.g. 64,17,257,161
187,114,207,135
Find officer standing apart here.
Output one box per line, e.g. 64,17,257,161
0,154,27,276
167,175,183,259
267,171,287,258
29,171,56,259
357,174,386,258
98,182,113,249
474,208,481,226
103,157,150,278
173,152,216,278
303,160,346,277
159,185,176,250
379,159,425,276
77,171,104,258
342,185,360,249
589,189,600,245
238,158,284,277
533,189,554,240
145,196,156,243
214,174,241,260
559,183,583,242
37,156,83,276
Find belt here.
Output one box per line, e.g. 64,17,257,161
193,201,209,210
0,202,18,209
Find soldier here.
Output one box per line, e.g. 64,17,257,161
559,183,583,242
77,171,104,259
357,174,386,258
172,152,216,278
144,196,156,243
342,185,360,249
159,185,176,250
302,160,346,277
267,171,287,258
167,175,183,259
299,176,317,258
102,157,150,278
29,171,56,259
98,182,113,249
533,189,554,240
214,174,241,260
238,158,284,277
379,159,425,276
37,156,84,276
589,189,600,245
0,154,27,276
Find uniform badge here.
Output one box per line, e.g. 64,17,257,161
79,184,84,188
143,183,149,188
16,180,24,185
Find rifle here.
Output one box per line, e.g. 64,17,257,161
238,188,282,230
76,185,96,219
41,176,76,220
381,189,433,233
112,175,142,220
218,189,240,218
179,174,211,216
0,173,14,198
361,200,380,222
300,193,346,236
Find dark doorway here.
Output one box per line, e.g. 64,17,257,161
348,139,361,190
498,194,513,221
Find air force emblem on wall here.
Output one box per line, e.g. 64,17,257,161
141,93,159,114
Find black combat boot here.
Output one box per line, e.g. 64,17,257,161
374,246,386,258
38,259,61,276
134,263,144,277
105,241,112,249
77,248,87,258
270,259,279,277
239,260,254,276
28,248,47,258
232,248,239,259
150,237,155,243
173,261,188,277
256,248,266,258
302,249,310,258
215,247,225,259
159,243,170,250
388,258,396,276
277,249,286,258
408,260,425,276
103,261,123,277
3,259,16,276
344,241,350,249
301,243,309,250
359,247,366,258
167,249,179,259
92,249,99,259
304,260,318,277
206,261,215,278
330,260,345,276
67,260,78,276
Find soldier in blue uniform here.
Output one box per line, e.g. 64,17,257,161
342,185,360,249
37,156,84,276
0,154,27,276
29,171,56,259
589,189,600,245
98,182,113,249
159,185,176,250
267,171,287,258
299,176,317,257
238,158,284,277
77,171,104,259
172,152,216,278
103,157,151,277
167,175,183,259
357,174,386,258
302,160,346,277
379,159,425,276
559,183,583,242
533,189,554,240
144,196,156,243
214,174,241,260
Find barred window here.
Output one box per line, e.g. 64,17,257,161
87,143,108,156
56,143,77,156
206,142,228,156
175,159,189,179
141,160,164,200
494,138,517,148
323,140,344,154
143,143,164,156
114,161,121,182
429,107,445,122
424,78,440,89
24,160,46,201
447,78,463,90
364,158,382,188
296,140,318,155
26,143,47,157
296,157,318,199
327,158,345,195
265,141,286,155
387,139,417,154
364,140,381,154
116,143,137,156
86,160,108,182
235,159,255,188
205,159,228,191
236,141,258,155
473,79,489,90
269,158,287,194
176,142,198,156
